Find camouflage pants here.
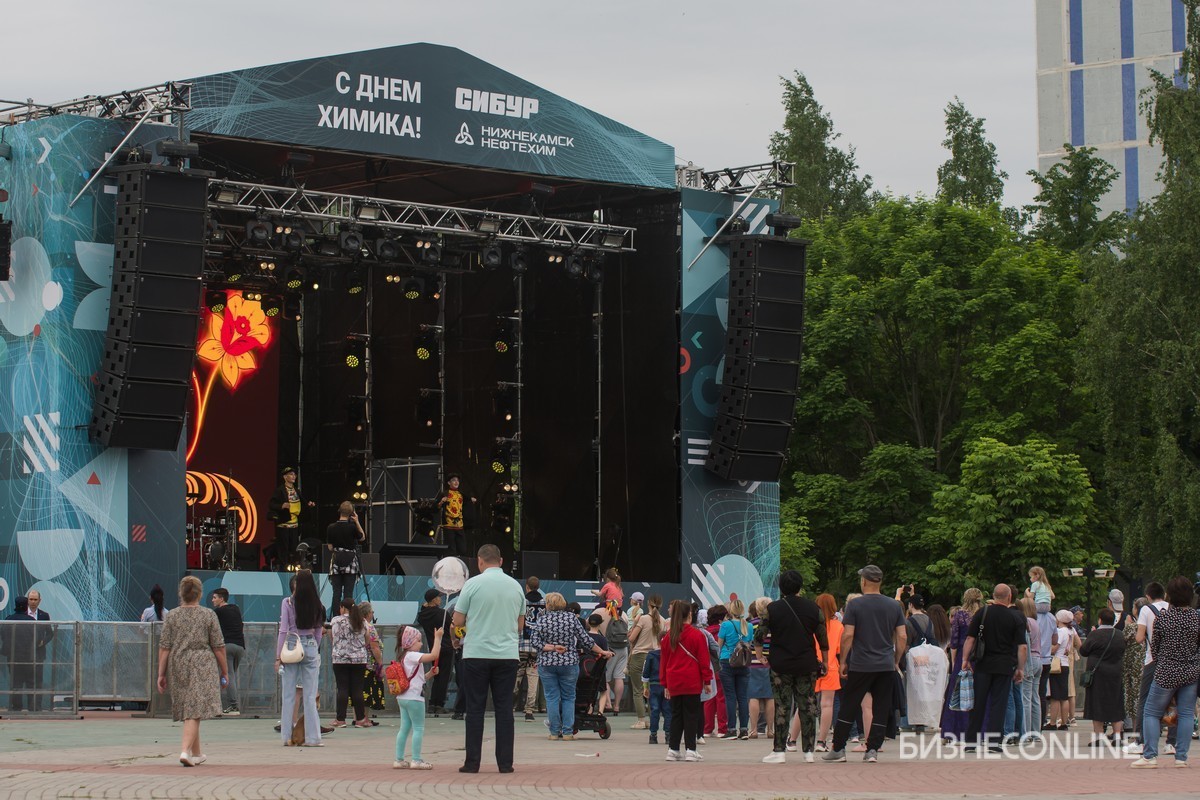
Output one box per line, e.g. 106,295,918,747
771,670,818,753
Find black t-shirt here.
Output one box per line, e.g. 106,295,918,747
326,520,360,550
214,603,245,649
967,603,1026,674
757,595,827,675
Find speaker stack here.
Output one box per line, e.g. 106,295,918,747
705,236,807,482
90,164,209,450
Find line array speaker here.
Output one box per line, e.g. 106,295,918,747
90,164,210,451
706,235,807,482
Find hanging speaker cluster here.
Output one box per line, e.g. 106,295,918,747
705,235,807,482
90,164,209,450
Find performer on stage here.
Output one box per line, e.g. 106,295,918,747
326,501,366,606
267,467,313,570
437,474,476,560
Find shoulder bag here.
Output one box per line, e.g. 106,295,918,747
968,606,988,664
679,639,719,702
280,632,304,664
1080,628,1115,689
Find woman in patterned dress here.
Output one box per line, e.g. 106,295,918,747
1122,598,1146,740
157,576,228,767
359,601,386,717
940,588,983,742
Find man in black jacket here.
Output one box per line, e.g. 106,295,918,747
755,570,829,764
416,589,455,715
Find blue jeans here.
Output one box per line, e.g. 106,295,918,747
280,635,321,745
720,660,750,732
1003,674,1025,737
539,663,579,737
648,684,672,734
1142,680,1198,762
1021,659,1042,737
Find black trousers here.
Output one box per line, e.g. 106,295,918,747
462,658,518,770
965,668,1015,745
429,647,454,709
668,694,702,752
329,573,357,606
832,670,895,752
333,662,366,722
453,650,467,713
271,526,299,567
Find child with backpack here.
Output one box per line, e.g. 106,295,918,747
389,624,442,769
642,647,673,744
600,600,630,716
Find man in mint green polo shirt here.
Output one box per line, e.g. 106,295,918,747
451,543,526,773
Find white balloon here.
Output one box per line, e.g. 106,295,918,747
431,556,470,595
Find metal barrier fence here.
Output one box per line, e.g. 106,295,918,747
0,621,80,716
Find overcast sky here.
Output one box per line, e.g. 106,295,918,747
2,0,1039,206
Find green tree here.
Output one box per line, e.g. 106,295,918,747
936,98,1008,208
1080,0,1200,579
1025,143,1124,252
925,437,1109,600
768,72,874,221
779,497,819,589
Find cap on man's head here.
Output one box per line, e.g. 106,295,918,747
281,466,296,476
424,588,440,602
631,591,645,602
1108,588,1124,612
1070,605,1083,614
858,564,883,583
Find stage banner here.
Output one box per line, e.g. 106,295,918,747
185,43,675,190
0,117,185,621
679,188,781,608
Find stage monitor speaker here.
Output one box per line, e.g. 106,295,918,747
234,543,261,571
358,553,380,575
520,550,560,580
90,164,209,451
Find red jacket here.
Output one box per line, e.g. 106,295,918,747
659,626,713,695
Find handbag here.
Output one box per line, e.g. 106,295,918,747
968,606,987,664
949,669,974,711
1080,628,1115,689
1050,656,1062,674
679,641,719,701
280,632,304,664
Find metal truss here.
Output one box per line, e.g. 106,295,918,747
209,179,636,253
684,160,795,194
0,82,191,126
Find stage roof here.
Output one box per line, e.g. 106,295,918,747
185,43,676,193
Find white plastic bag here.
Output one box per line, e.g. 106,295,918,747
905,642,949,727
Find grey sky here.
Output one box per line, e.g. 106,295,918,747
3,0,1038,206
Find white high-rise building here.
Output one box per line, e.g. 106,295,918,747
1036,0,1186,213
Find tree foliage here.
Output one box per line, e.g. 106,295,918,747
1025,143,1124,252
936,98,1008,208
768,71,874,221
1080,0,1200,579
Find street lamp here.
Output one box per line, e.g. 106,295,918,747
1061,567,1117,627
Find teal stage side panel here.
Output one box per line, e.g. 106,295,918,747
0,116,185,620
186,43,675,190
679,188,781,606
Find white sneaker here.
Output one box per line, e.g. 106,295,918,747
393,760,410,769
786,740,798,752
695,735,706,746
761,751,786,764
1122,742,1143,754
1130,757,1158,769
1164,744,1177,756
409,760,433,770
631,719,648,729
665,749,683,762
1174,760,1189,768
684,749,703,762
804,751,815,763
190,754,207,765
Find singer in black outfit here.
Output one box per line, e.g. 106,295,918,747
326,502,366,605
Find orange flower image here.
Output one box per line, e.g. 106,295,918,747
197,293,272,389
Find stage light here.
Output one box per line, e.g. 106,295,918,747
283,294,303,321
346,266,366,295
347,395,368,432
205,290,227,314
495,386,517,423
243,290,263,302
279,226,305,252
418,390,439,428
316,239,340,257
339,228,365,254
600,231,626,248
355,204,383,221
343,336,367,369
285,267,306,292
402,277,424,300
256,259,277,276
213,187,240,204
565,252,585,278
261,295,283,317
245,218,272,245
481,243,504,269
587,259,604,284
546,251,564,265
206,218,226,243
764,212,804,237
494,319,516,354
221,261,245,283
415,330,439,362
477,217,502,234
422,243,443,266
429,277,443,300
491,443,512,474
375,237,401,262
492,495,514,534
510,248,528,274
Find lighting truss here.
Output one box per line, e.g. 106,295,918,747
208,179,636,253
0,82,191,126
680,161,795,194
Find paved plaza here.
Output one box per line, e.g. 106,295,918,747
0,712,1194,799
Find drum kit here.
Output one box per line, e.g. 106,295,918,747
186,492,239,570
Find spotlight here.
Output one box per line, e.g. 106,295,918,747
245,218,272,246
565,252,585,278
510,248,528,274
418,390,439,429
205,289,227,314
764,212,803,237
213,187,240,204
343,336,367,369
375,237,401,262
546,251,564,265
600,231,626,248
402,277,424,301
355,204,383,221
339,228,365,254
316,238,341,257
284,267,306,292
494,319,516,354
243,290,263,302
476,217,502,234
491,495,514,534
586,259,604,284
422,243,442,265
481,243,504,269
206,218,226,243
346,265,366,295
495,386,517,423
490,443,512,474
429,277,443,300
261,295,283,317
221,261,244,283
283,294,303,321
256,259,277,276
347,395,368,432
279,226,305,251
414,330,439,362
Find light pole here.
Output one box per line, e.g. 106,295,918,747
1062,567,1117,628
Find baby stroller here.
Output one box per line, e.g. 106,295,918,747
572,651,611,739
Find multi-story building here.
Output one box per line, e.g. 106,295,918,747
1036,0,1186,213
